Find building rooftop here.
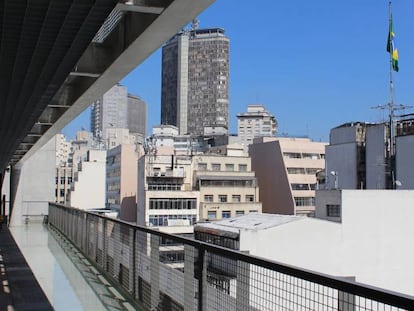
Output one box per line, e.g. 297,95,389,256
195,213,303,234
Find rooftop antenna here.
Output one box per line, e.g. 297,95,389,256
371,1,399,154
191,18,199,31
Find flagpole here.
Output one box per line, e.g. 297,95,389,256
388,0,395,159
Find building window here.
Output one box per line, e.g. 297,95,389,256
283,152,301,159
245,195,254,202
225,164,234,171
287,167,306,174
302,153,320,160
249,210,258,213
291,183,310,190
198,163,207,171
306,168,320,175
232,195,241,203
204,195,213,202
294,197,315,206
222,211,231,218
239,164,247,172
149,214,197,226
207,211,217,220
326,204,341,217
236,210,245,216
212,163,221,171
218,195,227,203
149,198,197,210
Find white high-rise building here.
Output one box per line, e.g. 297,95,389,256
55,134,71,167
237,104,277,148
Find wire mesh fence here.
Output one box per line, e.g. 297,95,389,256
48,203,414,311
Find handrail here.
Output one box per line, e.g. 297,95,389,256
48,202,414,310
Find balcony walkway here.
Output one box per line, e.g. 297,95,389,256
1,221,135,311
0,225,52,311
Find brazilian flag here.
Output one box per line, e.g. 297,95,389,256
387,15,399,72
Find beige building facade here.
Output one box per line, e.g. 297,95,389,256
137,152,199,234
249,137,326,216
137,145,261,232
237,104,277,148
106,143,141,222
195,153,261,221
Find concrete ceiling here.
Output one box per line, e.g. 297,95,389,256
0,0,215,173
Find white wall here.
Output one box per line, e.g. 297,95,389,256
70,152,106,210
10,137,56,226
340,190,414,295
237,190,414,296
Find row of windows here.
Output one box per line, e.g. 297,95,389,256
287,168,322,175
198,163,247,172
204,194,254,203
55,189,67,197
149,214,196,227
200,180,255,188
283,152,325,160
55,177,72,185
291,183,317,191
327,204,341,217
149,198,197,210
294,197,315,206
107,183,120,192
147,184,182,191
107,168,120,178
207,210,257,220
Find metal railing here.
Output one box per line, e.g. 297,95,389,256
48,203,414,311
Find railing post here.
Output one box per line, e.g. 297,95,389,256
338,291,355,311
129,227,135,294
132,228,137,299
95,217,99,263
85,213,89,255
236,257,250,311
197,246,206,311
184,245,195,311
338,277,356,311
103,218,107,272
150,234,160,309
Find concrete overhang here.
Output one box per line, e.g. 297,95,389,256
0,0,215,172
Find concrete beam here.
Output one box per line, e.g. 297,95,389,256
20,0,215,164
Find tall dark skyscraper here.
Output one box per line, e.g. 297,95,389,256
161,21,229,135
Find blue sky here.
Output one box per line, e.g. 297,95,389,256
63,0,414,142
